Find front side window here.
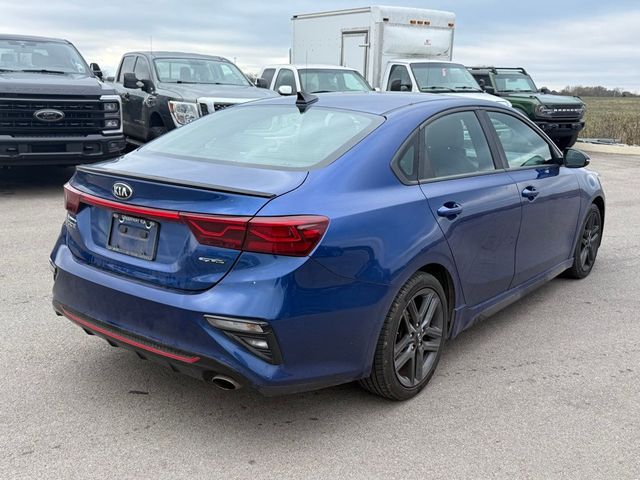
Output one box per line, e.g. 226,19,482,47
422,111,495,180
133,56,150,81
274,69,296,91
153,58,250,86
298,69,371,93
411,63,482,93
143,105,383,170
0,39,88,74
494,73,537,93
487,112,554,168
118,56,136,82
387,65,412,91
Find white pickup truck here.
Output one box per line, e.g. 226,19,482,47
290,5,511,107
256,64,372,95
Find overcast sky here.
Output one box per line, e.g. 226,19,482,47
1,0,638,91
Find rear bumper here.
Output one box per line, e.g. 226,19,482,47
50,241,391,395
0,134,126,166
535,120,585,138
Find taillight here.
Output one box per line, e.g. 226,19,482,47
181,214,328,257
64,183,81,214
63,183,328,257
245,216,329,256
180,213,249,250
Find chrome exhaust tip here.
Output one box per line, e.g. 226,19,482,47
210,374,241,391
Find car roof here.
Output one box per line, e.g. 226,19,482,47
391,59,463,66
124,51,229,62
246,91,506,116
261,64,359,71
0,33,70,44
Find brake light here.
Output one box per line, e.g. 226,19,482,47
180,213,249,250
181,214,328,256
63,183,329,257
64,183,81,214
245,216,329,256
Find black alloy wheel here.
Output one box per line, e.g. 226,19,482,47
359,272,447,400
565,204,602,279
394,288,443,388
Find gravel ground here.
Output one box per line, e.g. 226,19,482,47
0,152,638,479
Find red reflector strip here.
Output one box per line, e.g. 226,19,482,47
64,183,180,221
62,308,200,364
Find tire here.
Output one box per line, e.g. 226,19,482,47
554,132,580,150
564,204,602,279
148,126,168,141
359,272,447,401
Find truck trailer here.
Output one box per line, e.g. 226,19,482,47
291,6,455,90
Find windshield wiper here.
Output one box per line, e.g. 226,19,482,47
309,90,334,94
20,69,67,75
0,68,17,73
453,86,483,92
420,86,456,92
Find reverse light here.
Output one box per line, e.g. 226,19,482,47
204,314,281,363
168,100,200,126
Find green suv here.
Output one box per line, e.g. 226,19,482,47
468,67,585,149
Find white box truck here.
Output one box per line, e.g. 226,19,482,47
291,6,511,107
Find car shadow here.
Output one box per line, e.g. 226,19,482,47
0,166,75,196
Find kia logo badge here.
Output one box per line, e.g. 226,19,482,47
33,109,65,123
112,182,133,200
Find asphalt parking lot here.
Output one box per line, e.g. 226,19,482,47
1,152,639,480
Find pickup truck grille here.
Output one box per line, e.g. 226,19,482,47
198,100,241,116
213,103,235,112
0,97,112,136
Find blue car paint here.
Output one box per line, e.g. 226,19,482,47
50,93,605,394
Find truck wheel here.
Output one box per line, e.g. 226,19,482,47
555,133,579,150
148,126,168,141
359,272,447,401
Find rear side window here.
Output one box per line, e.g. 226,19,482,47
118,56,136,82
260,68,276,87
421,111,495,180
143,105,383,170
487,112,554,168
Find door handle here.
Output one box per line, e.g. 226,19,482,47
521,186,539,200
437,202,463,219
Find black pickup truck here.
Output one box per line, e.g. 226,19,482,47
0,34,125,166
110,51,276,144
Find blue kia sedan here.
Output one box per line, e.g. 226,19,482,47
50,92,604,400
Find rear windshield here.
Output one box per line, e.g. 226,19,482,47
143,104,383,169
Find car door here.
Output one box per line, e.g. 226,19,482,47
116,55,136,135
483,110,581,286
127,55,152,140
418,110,522,307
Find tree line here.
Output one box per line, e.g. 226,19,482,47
559,86,638,97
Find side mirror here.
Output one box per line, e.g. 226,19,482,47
374,87,381,92
105,76,115,82
563,148,589,168
277,85,294,96
89,62,103,79
540,86,550,94
484,86,496,95
390,79,402,91
256,77,269,89
123,72,143,89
